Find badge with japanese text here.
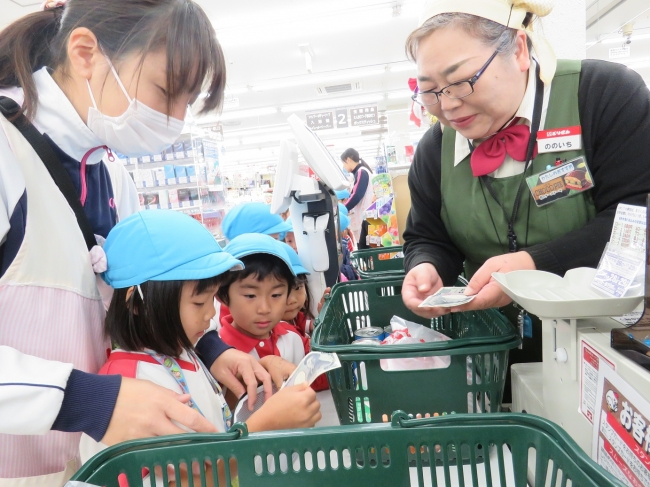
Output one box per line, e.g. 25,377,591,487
526,156,594,207
537,125,582,153
592,365,650,487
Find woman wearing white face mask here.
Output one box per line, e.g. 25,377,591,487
0,1,273,485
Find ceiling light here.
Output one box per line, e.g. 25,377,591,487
197,107,278,124
280,94,383,113
601,33,650,44
251,63,415,92
224,87,249,96
387,90,414,100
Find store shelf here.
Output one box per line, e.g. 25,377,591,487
125,156,203,171
136,179,208,191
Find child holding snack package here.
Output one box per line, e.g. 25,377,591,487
80,212,321,483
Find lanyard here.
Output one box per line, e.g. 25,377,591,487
471,63,544,253
147,350,233,431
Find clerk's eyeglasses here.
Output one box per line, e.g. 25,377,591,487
412,2,514,109
412,49,500,107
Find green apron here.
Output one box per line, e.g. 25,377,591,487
440,60,596,277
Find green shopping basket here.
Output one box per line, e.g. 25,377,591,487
72,412,625,487
311,277,521,424
350,245,405,279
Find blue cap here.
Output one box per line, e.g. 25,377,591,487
222,203,292,240
338,203,348,216
225,233,296,276
340,212,350,232
335,189,350,200
279,242,309,275
103,211,243,289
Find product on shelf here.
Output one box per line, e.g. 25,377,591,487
138,193,145,207
177,189,191,203
184,140,194,158
140,169,155,187
168,189,179,207
173,141,186,159
158,189,169,207
186,165,197,182
174,166,188,180
144,192,159,206
153,168,166,183
188,188,199,202
163,146,175,161
164,164,176,180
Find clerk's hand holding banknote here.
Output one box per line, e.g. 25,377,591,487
403,254,535,315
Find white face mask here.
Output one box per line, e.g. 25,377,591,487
86,56,185,157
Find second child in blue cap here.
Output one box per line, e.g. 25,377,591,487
221,202,292,241
81,213,321,472
218,234,316,381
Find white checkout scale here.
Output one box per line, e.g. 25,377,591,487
270,114,351,317
491,200,650,458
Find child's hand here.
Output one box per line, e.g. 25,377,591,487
246,383,321,432
258,355,296,388
317,287,331,314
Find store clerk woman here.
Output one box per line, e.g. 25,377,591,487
401,1,650,346
0,1,272,484
341,148,375,248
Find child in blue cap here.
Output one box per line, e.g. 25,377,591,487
278,242,329,391
218,234,311,377
80,212,321,471
279,242,313,338
222,202,292,241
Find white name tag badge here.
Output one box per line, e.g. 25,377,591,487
537,125,582,154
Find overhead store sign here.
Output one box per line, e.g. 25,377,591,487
351,106,378,127
306,111,334,130
609,46,630,59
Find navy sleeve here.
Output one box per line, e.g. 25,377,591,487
195,330,233,369
51,369,121,442
345,169,370,211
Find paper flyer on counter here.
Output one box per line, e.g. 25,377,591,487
592,366,650,487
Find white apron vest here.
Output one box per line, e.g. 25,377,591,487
0,116,107,486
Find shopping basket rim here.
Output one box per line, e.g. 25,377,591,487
72,412,625,487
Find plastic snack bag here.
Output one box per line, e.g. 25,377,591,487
379,316,451,371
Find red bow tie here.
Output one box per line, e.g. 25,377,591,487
470,119,537,177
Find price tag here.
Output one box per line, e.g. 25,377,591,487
537,125,582,153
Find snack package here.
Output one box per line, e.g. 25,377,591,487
379,316,451,371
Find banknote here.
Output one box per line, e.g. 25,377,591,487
419,287,476,308
282,352,341,389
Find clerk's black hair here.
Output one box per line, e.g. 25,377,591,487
216,254,295,306
105,276,222,357
340,148,373,173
